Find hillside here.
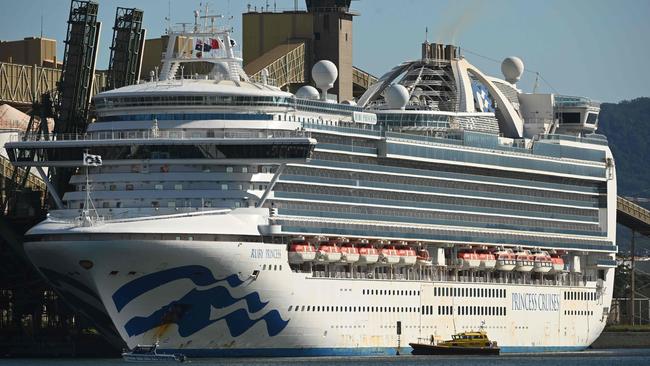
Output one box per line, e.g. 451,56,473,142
597,97,650,255
598,97,650,196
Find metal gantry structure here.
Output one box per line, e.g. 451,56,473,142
51,0,101,195
55,0,100,136
107,7,146,90
616,196,650,325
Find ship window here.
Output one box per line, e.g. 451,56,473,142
155,184,163,190
221,184,228,190
557,112,581,124
586,113,598,125
226,166,233,173
174,184,183,191
242,167,248,173
288,306,292,311
274,265,278,271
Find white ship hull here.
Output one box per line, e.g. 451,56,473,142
24,213,615,357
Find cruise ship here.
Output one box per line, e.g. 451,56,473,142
5,15,617,357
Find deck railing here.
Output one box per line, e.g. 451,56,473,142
10,129,312,143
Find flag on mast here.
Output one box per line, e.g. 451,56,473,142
83,153,103,166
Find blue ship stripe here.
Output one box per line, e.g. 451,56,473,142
112,265,244,312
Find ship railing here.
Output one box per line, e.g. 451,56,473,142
304,267,589,287
248,74,278,87
536,133,609,146
11,129,311,142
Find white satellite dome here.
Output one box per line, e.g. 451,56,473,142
312,60,338,90
501,57,524,84
295,85,320,100
384,84,409,110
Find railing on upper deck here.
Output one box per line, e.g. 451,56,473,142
536,133,609,146
10,129,312,143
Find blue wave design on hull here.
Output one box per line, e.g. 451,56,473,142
113,265,244,312
114,265,289,338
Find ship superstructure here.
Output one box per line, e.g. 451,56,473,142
5,13,616,357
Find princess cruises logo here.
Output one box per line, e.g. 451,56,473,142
112,265,289,339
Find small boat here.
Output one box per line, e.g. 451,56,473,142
410,330,500,356
478,251,496,270
339,242,360,263
393,242,417,265
456,250,480,269
494,248,516,271
357,241,379,264
550,253,565,273
122,343,187,362
316,241,342,262
514,250,534,272
288,240,316,264
532,251,553,273
379,245,400,265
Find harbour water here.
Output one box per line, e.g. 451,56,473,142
2,349,650,366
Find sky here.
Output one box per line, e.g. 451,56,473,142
1,0,649,102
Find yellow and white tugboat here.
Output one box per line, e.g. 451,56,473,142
410,330,500,355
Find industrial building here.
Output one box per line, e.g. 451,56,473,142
0,37,59,69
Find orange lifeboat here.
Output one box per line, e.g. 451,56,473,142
514,250,534,272
316,240,342,263
532,251,553,273
478,250,496,269
357,240,379,264
456,250,480,269
550,254,565,273
379,243,400,265
392,241,417,266
288,239,316,264
494,248,516,271
340,242,360,263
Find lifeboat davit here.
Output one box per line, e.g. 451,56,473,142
532,251,553,273
340,242,360,263
478,251,496,270
416,248,433,266
550,254,565,273
494,248,516,271
288,239,317,264
514,250,534,272
357,240,379,264
456,250,480,269
316,240,342,263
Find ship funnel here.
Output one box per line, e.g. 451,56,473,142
421,42,458,61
